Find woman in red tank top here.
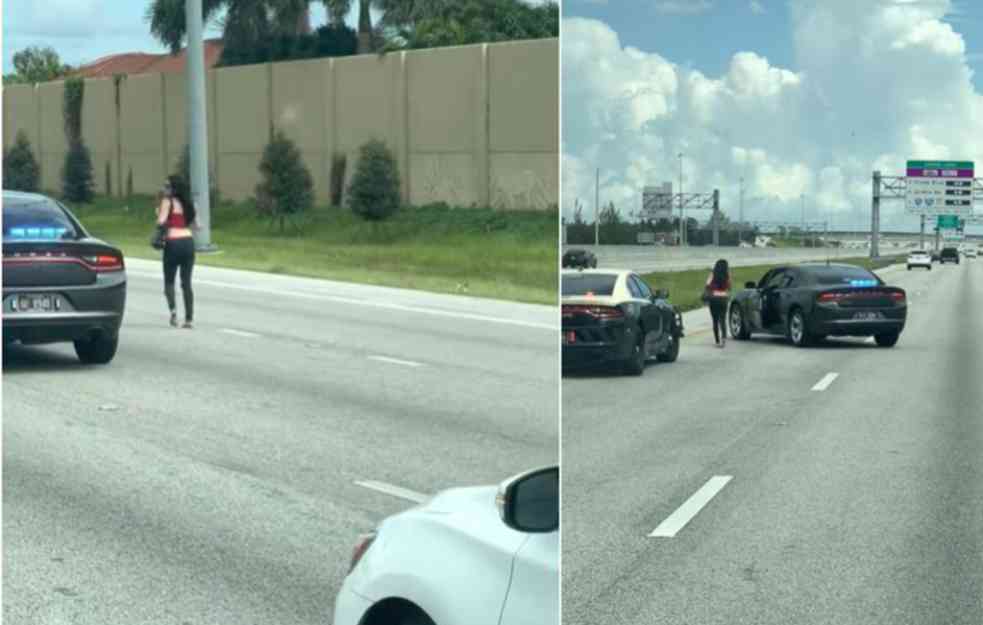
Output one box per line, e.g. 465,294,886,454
157,176,197,328
705,258,731,348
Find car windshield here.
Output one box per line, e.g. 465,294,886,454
562,273,618,296
3,197,80,242
808,266,882,286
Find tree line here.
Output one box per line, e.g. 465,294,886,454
4,0,558,84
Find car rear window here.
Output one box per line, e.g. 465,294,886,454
3,197,80,241
807,266,882,286
562,273,618,296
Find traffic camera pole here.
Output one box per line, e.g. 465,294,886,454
871,171,881,259
594,167,599,247
919,214,925,249
711,189,720,246
187,0,216,251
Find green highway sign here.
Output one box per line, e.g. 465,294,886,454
938,215,960,228
908,161,974,170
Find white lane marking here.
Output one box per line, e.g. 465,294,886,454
221,328,260,338
355,480,428,503
126,271,555,331
650,475,733,538
369,355,423,368
811,372,839,392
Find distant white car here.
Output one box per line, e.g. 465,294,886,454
907,250,932,270
966,248,978,259
333,466,558,625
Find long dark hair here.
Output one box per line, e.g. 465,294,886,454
711,258,729,288
166,175,196,226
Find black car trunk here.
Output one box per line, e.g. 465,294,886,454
2,241,110,287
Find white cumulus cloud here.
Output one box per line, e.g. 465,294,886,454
562,0,983,229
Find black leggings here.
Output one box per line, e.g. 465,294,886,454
163,237,195,321
708,298,728,343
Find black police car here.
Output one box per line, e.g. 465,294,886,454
3,191,126,364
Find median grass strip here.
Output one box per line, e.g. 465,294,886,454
66,196,558,305
641,256,903,313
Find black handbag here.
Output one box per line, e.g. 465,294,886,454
150,224,167,250
151,199,173,250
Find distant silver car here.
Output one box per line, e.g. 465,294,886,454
906,250,932,271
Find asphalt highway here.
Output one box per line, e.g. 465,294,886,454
562,259,983,624
3,258,558,625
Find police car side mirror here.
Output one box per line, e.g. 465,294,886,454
496,466,558,533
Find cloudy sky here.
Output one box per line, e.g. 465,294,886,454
1,1,369,73
563,0,983,232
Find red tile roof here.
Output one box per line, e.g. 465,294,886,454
73,39,225,79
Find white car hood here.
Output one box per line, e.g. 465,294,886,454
418,485,498,515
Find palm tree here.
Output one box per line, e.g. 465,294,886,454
146,0,311,54
322,0,374,54
324,0,447,54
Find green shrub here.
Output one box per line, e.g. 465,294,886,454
347,139,401,221
255,129,314,231
126,166,134,200
330,152,347,207
61,77,93,203
104,161,112,196
63,77,84,142
3,131,40,192
62,139,94,203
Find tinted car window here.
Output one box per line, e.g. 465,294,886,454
563,273,618,296
761,269,787,289
3,198,80,241
806,266,883,286
626,276,643,299
632,275,653,299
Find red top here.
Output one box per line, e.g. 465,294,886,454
166,202,187,228
707,273,730,294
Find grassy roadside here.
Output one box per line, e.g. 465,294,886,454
641,256,904,313
65,195,558,305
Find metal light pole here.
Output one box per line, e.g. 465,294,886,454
871,170,881,259
186,0,216,251
594,167,599,247
800,193,805,246
739,177,745,246
678,153,684,246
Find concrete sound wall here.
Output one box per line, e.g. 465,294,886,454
4,39,558,210
37,81,67,192
81,77,118,197
3,84,39,154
